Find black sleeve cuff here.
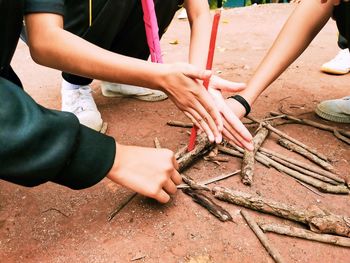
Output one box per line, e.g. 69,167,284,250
24,0,64,15
52,125,116,190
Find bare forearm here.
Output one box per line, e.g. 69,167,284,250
25,13,166,90
241,0,333,105
186,1,212,68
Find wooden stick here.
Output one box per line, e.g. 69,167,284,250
261,122,329,162
181,174,210,191
295,180,324,197
256,152,348,194
183,188,233,222
218,144,271,167
218,145,348,194
108,192,137,221
177,170,241,189
259,222,350,248
240,210,286,263
154,137,161,149
278,138,334,172
334,130,350,145
259,147,345,184
241,126,269,185
270,111,350,139
167,120,193,128
264,154,339,185
178,133,214,173
213,187,350,237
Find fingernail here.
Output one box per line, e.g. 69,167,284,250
209,134,214,142
215,134,222,144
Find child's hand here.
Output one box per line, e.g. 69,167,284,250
207,75,253,151
107,143,182,203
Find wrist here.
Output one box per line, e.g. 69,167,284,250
227,94,251,117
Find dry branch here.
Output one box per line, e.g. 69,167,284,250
183,188,233,222
108,192,137,221
181,174,210,191
241,210,286,263
263,154,338,185
259,147,345,184
278,138,334,172
241,126,269,185
270,111,350,139
218,145,347,194
154,137,162,149
262,122,329,162
259,222,350,248
213,186,350,237
256,153,348,194
167,120,193,128
177,133,214,173
334,130,350,145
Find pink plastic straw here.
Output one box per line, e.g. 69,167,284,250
141,0,163,63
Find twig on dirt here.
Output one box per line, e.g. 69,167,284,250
278,138,334,172
42,208,69,218
218,144,347,194
167,120,193,128
264,153,339,185
295,180,324,197
108,192,137,222
100,122,108,134
259,147,345,184
248,116,330,162
204,155,230,163
334,130,350,145
256,152,348,194
240,210,286,263
177,133,214,173
183,188,233,222
270,111,350,139
241,126,269,185
259,222,350,248
213,186,350,237
154,137,162,149
177,170,241,189
181,174,210,191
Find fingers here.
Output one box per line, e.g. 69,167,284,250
182,64,212,81
157,190,170,204
210,75,246,92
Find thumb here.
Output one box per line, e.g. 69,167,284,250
183,65,212,81
211,75,246,92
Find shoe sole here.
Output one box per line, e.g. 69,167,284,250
320,66,350,75
101,88,168,102
315,107,350,123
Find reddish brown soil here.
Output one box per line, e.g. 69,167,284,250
1,4,350,263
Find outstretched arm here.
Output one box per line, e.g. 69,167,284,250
226,0,335,120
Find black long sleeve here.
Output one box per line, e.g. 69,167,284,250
0,77,116,189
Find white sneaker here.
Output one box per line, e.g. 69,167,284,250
61,86,103,131
321,48,350,75
315,96,350,123
101,82,167,102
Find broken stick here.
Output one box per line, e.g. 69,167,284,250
183,188,233,222
241,210,286,263
241,126,269,185
269,111,350,139
278,138,334,172
212,186,350,237
259,222,350,248
177,133,214,173
167,120,193,128
259,147,345,184
262,122,329,162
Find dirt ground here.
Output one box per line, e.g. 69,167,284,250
1,3,350,263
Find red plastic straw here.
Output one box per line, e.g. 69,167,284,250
187,9,221,151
